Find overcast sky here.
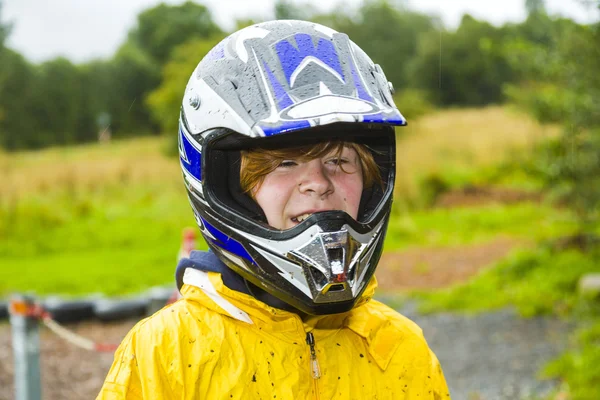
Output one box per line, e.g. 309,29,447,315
2,0,598,63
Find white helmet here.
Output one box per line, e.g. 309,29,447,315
179,20,406,315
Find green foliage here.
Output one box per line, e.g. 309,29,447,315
33,58,87,145
0,49,38,149
408,15,516,106
274,0,317,20
108,42,161,136
78,60,116,140
0,182,200,296
504,14,600,231
543,321,600,400
146,36,224,137
395,140,551,210
529,133,600,230
502,17,588,124
384,202,577,251
128,1,223,66
525,0,547,16
418,246,600,317
503,82,573,124
326,0,436,90
0,54,113,150
393,89,434,120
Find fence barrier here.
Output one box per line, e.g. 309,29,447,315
7,287,178,400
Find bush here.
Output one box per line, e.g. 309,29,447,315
543,321,600,400
393,89,434,121
503,82,573,124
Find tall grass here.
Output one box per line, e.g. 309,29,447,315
0,136,177,203
0,137,199,295
395,106,561,203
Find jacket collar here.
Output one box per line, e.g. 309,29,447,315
177,251,402,370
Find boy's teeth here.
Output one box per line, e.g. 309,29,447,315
296,213,311,222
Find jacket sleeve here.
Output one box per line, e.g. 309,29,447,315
429,348,451,400
96,326,144,400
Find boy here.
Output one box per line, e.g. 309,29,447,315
97,20,449,399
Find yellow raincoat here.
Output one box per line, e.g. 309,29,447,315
97,267,450,399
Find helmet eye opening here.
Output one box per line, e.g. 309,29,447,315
201,125,396,232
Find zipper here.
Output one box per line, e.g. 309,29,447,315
306,332,321,399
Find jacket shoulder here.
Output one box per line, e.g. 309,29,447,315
96,298,226,399
365,299,426,339
362,300,451,398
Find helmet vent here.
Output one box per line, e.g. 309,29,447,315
328,283,345,292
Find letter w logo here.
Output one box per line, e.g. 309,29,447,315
275,33,344,88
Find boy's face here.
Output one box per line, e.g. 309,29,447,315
253,146,363,230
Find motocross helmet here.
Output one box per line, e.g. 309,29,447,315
179,20,406,315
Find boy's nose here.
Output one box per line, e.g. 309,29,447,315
298,160,334,198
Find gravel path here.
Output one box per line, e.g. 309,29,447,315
398,303,573,400
0,304,573,400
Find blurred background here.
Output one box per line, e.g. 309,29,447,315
0,0,599,399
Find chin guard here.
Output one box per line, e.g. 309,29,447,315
288,228,364,304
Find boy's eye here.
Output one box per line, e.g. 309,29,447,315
278,160,298,168
327,157,349,165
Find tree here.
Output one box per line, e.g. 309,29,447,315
505,13,600,233
324,0,435,91
274,0,317,20
107,42,161,136
32,58,85,146
146,36,223,138
408,14,516,106
0,49,38,149
128,1,223,66
77,60,115,143
525,0,546,15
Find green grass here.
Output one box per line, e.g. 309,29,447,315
384,202,577,251
416,246,600,317
543,319,600,400
0,183,203,296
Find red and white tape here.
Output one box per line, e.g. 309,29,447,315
10,300,119,353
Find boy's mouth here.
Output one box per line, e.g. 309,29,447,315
291,213,312,224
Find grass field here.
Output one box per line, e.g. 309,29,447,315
0,137,199,295
394,106,560,202
0,106,567,296
385,203,576,251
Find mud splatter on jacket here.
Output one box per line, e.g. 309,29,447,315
97,252,450,399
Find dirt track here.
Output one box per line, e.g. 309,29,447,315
376,237,526,290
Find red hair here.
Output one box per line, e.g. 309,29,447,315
240,141,381,199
